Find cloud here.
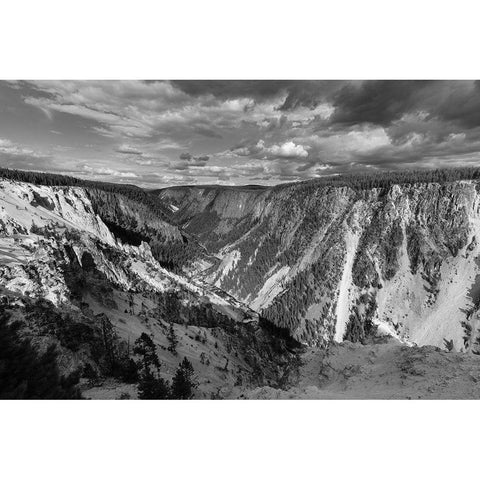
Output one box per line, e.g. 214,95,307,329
22,80,192,139
171,80,344,111
179,152,209,165
193,125,222,138
430,81,480,128
20,81,261,143
5,80,480,187
267,141,308,158
82,165,138,178
230,140,266,157
171,80,294,101
0,138,54,171
115,144,143,155
230,139,308,159
171,152,210,171
330,80,432,126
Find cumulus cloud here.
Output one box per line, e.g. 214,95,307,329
230,139,309,159
267,141,309,158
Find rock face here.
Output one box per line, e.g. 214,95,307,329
0,179,256,321
155,185,270,249
159,179,480,351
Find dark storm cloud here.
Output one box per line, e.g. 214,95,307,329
277,81,344,111
172,80,344,110
171,80,295,100
330,80,432,126
433,81,480,128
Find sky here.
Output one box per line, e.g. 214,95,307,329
1,80,480,188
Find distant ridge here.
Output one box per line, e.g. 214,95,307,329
3,165,480,194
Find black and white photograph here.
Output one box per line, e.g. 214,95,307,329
5,78,480,400
2,1,479,479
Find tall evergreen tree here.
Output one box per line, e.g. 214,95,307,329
171,357,196,399
137,370,170,399
133,332,170,399
133,332,160,373
167,322,178,355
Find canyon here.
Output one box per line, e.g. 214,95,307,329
3,167,480,398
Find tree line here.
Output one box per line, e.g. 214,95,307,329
277,166,480,194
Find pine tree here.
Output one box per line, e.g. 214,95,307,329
137,370,170,399
133,332,160,374
167,322,178,355
132,332,173,399
171,357,196,399
443,338,454,352
101,315,118,374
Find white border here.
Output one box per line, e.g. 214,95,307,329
1,400,477,479
2,1,480,478
1,0,479,79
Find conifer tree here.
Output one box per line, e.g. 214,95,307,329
133,332,170,399
167,322,178,355
137,370,170,399
133,332,160,373
171,357,196,399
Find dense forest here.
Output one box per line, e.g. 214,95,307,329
276,166,480,193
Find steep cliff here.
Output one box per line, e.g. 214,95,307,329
155,184,270,251
160,173,480,351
